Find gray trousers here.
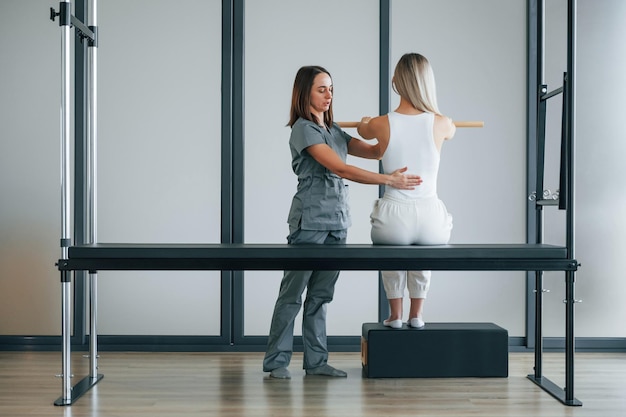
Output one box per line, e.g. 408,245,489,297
262,228,347,372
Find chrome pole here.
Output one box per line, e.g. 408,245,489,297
60,0,73,404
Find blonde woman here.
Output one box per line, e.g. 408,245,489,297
358,53,455,329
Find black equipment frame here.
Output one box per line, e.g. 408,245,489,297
50,0,581,408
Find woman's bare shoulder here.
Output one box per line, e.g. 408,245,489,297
433,114,456,140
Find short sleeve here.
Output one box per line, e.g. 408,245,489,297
290,120,325,155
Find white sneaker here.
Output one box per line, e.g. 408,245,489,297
408,318,425,329
383,319,403,329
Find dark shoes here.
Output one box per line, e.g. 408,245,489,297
269,364,347,378
269,367,291,379
305,364,347,377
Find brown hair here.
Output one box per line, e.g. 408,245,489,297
288,66,334,127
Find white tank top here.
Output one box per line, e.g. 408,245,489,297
382,111,439,199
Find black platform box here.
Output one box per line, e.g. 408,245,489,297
361,322,508,378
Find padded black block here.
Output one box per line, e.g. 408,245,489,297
361,322,508,378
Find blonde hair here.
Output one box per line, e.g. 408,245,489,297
392,53,440,115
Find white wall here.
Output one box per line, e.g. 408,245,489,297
1,0,624,342
242,0,382,336
541,0,626,337
0,0,61,335
94,0,223,335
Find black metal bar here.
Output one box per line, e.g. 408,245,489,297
541,86,563,100
221,0,233,247
221,0,235,346
525,0,540,352
58,257,578,273
73,0,88,347
70,15,95,42
232,0,244,245
14,334,626,352
531,0,546,379
566,1,576,259
377,0,391,322
54,374,103,406
536,199,559,206
558,72,569,211
231,0,246,345
536,84,548,211
378,0,390,196
564,0,578,404
533,272,543,377
64,243,569,258
379,0,391,119
527,375,582,406
565,270,579,404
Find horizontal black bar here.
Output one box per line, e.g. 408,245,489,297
58,257,578,272
57,243,577,272
71,15,95,41
54,374,103,406
541,86,564,101
527,375,582,406
4,335,623,352
67,243,570,259
536,199,560,206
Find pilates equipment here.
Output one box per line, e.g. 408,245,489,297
361,322,509,378
60,243,574,271
50,0,102,406
338,120,484,128
50,0,581,408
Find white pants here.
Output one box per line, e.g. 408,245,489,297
370,194,452,299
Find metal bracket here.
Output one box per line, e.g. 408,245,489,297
50,3,70,26
50,3,95,44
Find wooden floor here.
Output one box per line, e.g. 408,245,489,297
0,351,624,416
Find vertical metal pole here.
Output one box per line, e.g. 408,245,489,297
378,0,391,118
61,272,72,404
60,0,73,404
525,0,539,350
73,0,87,348
565,0,576,256
61,10,71,259
221,0,234,345
532,0,545,380
231,0,245,343
377,0,391,322
534,85,547,378
533,272,543,377
87,0,99,379
565,270,576,401
564,0,577,403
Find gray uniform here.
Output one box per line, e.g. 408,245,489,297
263,118,352,372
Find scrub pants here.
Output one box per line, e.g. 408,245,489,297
263,228,347,372
370,193,452,299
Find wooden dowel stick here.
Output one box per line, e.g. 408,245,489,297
337,121,484,128
452,121,484,128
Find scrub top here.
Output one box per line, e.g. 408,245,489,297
287,118,353,231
